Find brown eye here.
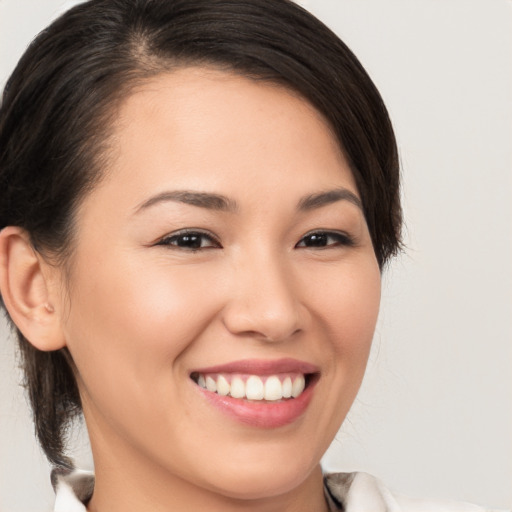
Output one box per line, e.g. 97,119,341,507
296,231,354,248
157,231,221,250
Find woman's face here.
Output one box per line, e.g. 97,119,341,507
57,68,380,501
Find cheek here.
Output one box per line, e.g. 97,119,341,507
286,256,381,458
61,256,223,413
66,254,217,346
313,257,381,352
306,255,381,415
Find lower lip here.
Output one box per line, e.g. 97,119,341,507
195,378,317,428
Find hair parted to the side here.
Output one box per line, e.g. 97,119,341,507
0,0,401,468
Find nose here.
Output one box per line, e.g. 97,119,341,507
222,252,304,343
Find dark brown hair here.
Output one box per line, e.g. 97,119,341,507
0,0,401,468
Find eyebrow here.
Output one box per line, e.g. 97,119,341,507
135,187,362,215
297,188,362,211
135,190,238,213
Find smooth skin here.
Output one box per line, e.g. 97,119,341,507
0,67,381,512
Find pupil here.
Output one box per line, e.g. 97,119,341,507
306,233,327,246
180,234,201,248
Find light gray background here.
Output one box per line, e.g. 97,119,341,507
1,1,511,511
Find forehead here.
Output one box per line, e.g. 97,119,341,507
89,67,357,215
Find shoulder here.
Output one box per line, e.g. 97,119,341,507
324,472,509,512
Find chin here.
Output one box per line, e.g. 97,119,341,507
196,449,320,501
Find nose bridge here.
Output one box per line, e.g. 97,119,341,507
223,246,302,342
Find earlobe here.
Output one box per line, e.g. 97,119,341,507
0,226,66,351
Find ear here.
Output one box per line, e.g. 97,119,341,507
0,226,66,351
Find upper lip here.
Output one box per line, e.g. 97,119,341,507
190,358,319,376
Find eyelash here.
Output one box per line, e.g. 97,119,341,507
295,230,355,249
155,229,355,252
156,229,221,250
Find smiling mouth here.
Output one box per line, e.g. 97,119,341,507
189,359,320,427
190,372,317,402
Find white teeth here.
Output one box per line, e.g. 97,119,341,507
246,376,265,400
195,373,308,400
291,375,305,398
264,376,283,401
230,377,245,399
205,376,217,393
282,376,292,398
216,375,230,396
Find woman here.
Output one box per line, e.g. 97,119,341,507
0,1,507,511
